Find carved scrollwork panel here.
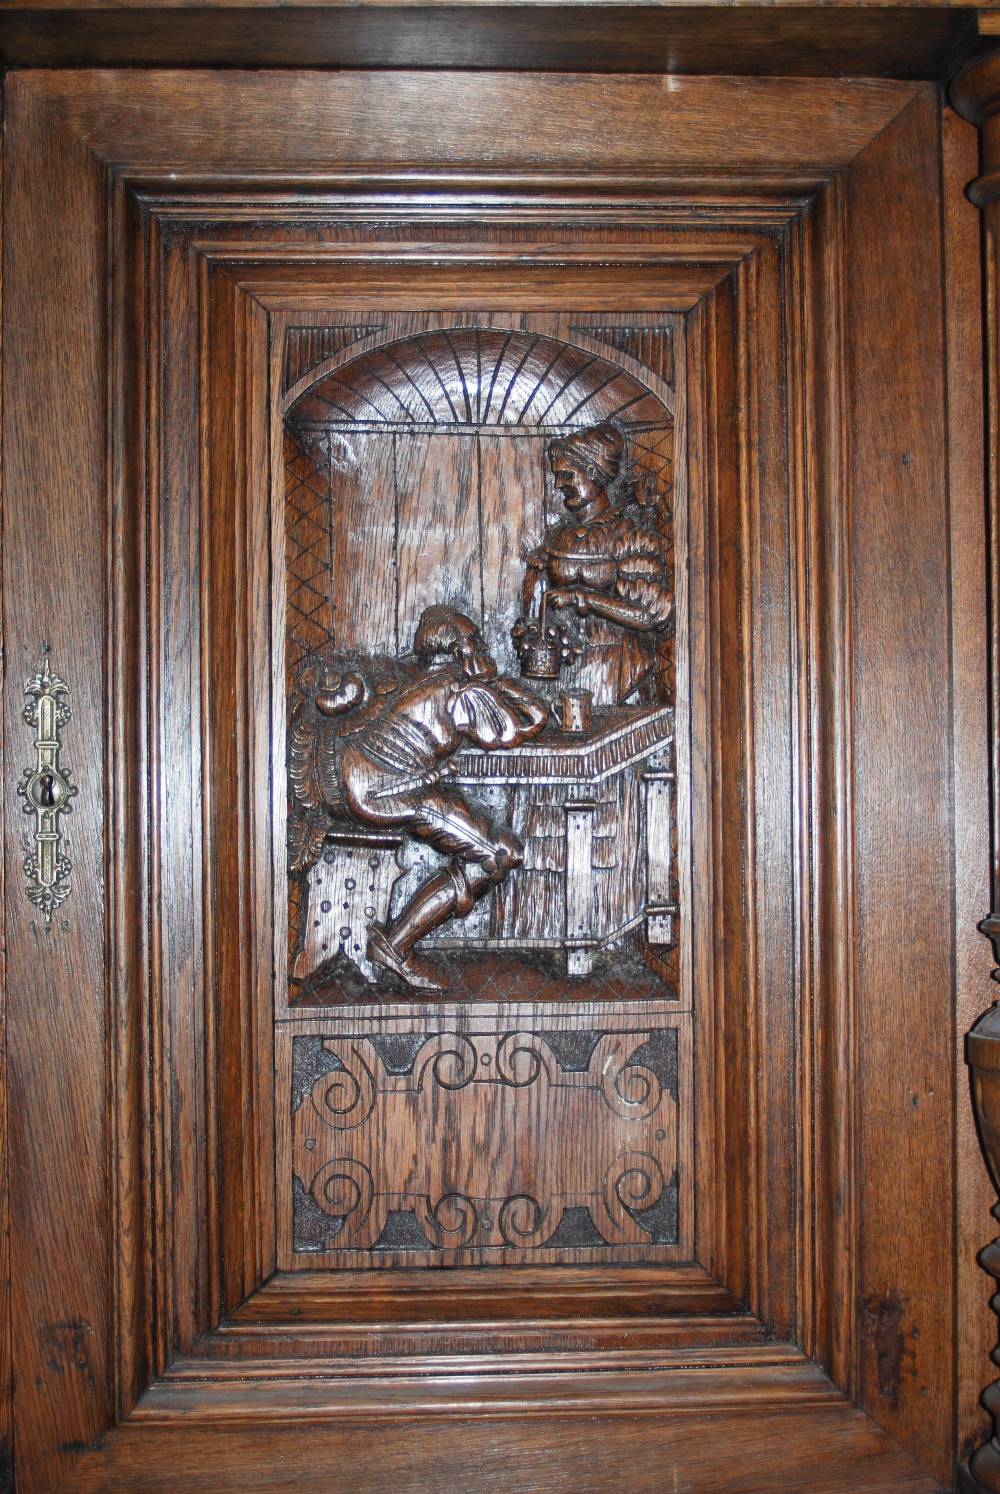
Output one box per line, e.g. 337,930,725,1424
278,313,687,1274
285,1019,687,1266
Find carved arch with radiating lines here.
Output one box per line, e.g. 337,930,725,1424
282,323,675,671
285,326,673,433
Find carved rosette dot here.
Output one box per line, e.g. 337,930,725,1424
17,659,78,926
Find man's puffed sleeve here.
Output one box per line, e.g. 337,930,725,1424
451,679,548,747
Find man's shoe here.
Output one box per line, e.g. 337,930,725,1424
368,925,447,993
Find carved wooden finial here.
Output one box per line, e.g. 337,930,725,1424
953,54,1000,210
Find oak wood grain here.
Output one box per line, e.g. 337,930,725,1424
940,50,1000,1492
2,65,987,1493
9,69,922,176
0,0,976,11
2,75,112,1493
229,1262,741,1321
204,262,278,1319
60,1407,945,1494
941,100,996,1471
126,1348,863,1421
0,125,11,1494
0,6,977,81
845,88,954,1486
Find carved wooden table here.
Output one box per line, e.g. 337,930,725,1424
444,703,677,974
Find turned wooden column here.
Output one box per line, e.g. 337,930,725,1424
952,52,1000,1494
966,1013,1000,1491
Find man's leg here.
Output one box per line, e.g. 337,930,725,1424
367,792,522,991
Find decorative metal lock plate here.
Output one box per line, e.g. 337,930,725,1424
17,659,77,924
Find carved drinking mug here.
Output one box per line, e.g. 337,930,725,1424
557,689,592,734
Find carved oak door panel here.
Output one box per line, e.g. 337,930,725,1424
2,69,984,1493
276,314,690,1267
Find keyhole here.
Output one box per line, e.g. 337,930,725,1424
39,773,56,807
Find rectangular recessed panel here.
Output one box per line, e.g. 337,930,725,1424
278,311,687,1269
278,1014,690,1268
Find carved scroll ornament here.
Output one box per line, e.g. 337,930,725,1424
291,1026,679,1260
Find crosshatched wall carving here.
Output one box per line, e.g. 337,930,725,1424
277,313,688,1269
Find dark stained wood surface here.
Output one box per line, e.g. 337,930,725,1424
844,87,955,1486
941,99,995,1471
0,99,11,1494
1,62,992,1494
228,1261,743,1319
61,1407,945,1493
9,68,923,175
283,1027,687,1267
0,5,978,75
204,261,277,1321
939,52,1000,1492
2,71,113,1491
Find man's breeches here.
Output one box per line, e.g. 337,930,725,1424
340,749,522,901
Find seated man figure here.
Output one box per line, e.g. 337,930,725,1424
336,605,548,992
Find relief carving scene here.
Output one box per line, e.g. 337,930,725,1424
284,322,679,1003
280,316,688,1268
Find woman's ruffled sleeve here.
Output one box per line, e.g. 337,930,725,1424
613,524,673,627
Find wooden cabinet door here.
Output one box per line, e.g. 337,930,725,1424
1,69,990,1492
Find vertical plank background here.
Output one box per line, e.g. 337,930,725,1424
394,432,479,648
328,432,398,655
477,433,546,674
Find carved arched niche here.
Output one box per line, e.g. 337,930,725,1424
282,322,679,1006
